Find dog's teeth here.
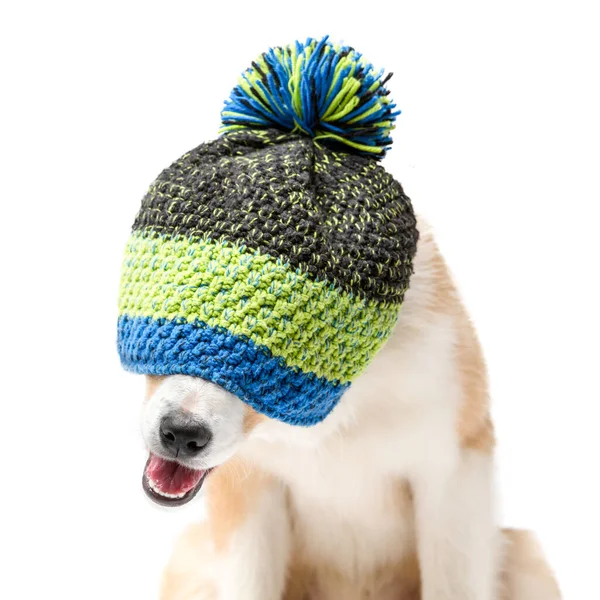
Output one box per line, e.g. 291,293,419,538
147,477,187,499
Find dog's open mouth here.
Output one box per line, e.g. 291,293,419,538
142,454,210,507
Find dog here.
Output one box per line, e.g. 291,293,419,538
139,220,561,599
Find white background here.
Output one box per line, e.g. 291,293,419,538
1,1,599,598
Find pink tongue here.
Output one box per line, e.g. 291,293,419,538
146,454,204,495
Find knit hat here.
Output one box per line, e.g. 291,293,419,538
117,36,418,426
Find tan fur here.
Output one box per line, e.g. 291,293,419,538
283,556,421,600
427,237,495,453
456,314,495,453
205,457,272,554
500,529,562,599
146,374,165,400
160,522,218,600
243,404,267,435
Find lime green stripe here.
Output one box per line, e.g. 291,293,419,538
118,231,400,384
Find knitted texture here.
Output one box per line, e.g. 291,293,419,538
119,231,400,383
119,317,347,425
118,38,419,426
132,129,416,302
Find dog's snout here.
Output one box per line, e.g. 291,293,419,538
159,414,212,457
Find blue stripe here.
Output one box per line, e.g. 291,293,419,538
117,315,347,426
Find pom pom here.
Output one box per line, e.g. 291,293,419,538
220,36,400,158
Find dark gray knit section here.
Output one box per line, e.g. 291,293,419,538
132,129,418,303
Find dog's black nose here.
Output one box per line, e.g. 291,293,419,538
159,415,212,457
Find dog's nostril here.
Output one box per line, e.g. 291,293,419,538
159,415,212,457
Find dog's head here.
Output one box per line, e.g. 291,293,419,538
140,372,356,506
141,374,267,506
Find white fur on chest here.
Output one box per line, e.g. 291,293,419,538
246,435,417,574
243,397,458,576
